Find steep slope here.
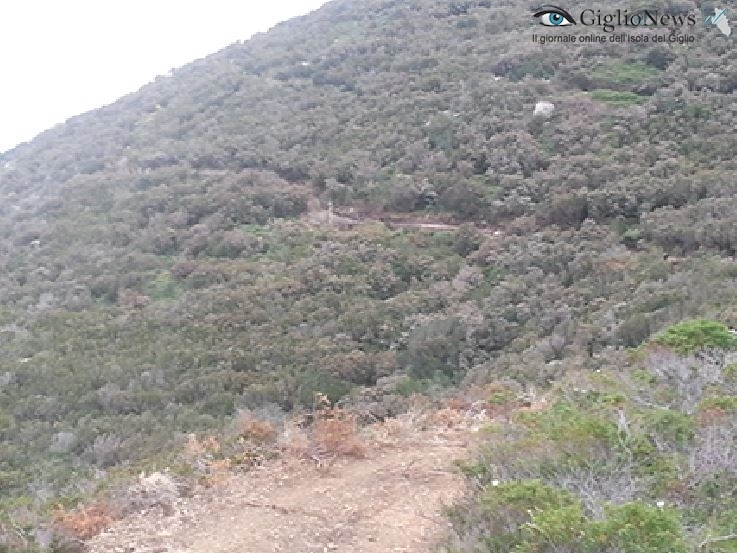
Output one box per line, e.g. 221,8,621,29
2,0,737,548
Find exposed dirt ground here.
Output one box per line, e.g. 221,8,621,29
85,417,482,553
303,199,502,235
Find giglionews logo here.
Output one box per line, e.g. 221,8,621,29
532,5,698,32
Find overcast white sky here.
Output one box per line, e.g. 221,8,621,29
0,0,329,153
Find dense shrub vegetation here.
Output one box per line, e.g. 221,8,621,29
448,338,737,552
1,0,737,549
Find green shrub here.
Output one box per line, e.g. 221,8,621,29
573,390,627,409
590,89,648,106
697,395,737,413
518,401,618,451
452,484,688,553
488,386,517,406
239,223,270,236
519,502,586,553
584,502,687,553
686,103,713,120
725,363,737,381
476,480,583,552
294,370,351,407
400,317,466,380
394,377,429,397
645,409,695,448
143,272,182,302
654,319,737,354
452,481,687,553
590,61,658,88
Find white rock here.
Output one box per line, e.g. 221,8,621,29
533,101,555,118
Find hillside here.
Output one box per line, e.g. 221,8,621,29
2,0,737,550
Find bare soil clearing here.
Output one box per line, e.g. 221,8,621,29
303,201,502,235
86,422,481,553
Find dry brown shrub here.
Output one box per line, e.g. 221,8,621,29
518,396,549,414
52,502,114,540
313,409,367,458
184,434,205,457
445,396,472,411
235,411,277,443
423,407,464,429
117,290,151,309
202,436,221,452
184,434,220,458
200,458,232,488
280,395,368,462
280,420,311,457
697,406,728,427
313,392,332,411
368,413,421,447
377,417,407,438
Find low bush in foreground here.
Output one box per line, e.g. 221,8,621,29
446,343,737,553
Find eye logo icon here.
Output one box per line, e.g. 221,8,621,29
533,5,577,26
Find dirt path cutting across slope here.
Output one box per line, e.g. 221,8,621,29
302,200,503,236
86,420,481,553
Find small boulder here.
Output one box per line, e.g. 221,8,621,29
533,101,555,118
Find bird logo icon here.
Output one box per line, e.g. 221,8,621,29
706,8,732,37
